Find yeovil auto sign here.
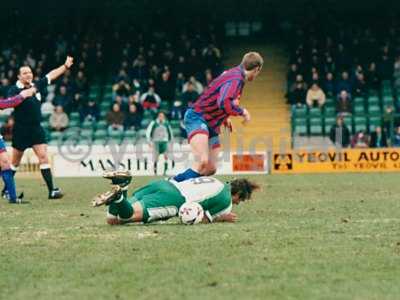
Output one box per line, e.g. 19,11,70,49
272,148,400,173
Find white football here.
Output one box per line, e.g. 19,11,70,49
179,202,204,225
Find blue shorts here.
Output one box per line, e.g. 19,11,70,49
0,137,6,153
184,108,220,149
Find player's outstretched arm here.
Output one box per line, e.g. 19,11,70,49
202,212,238,223
46,56,74,83
0,87,36,109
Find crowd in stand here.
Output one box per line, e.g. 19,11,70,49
0,22,223,139
106,33,221,134
287,21,400,147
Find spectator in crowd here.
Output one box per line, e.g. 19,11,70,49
336,90,352,115
124,103,142,130
157,71,175,104
175,73,186,95
369,126,388,148
287,64,300,91
323,72,336,98
392,126,400,147
49,106,69,132
72,71,89,111
366,62,381,91
130,79,141,99
53,85,72,113
112,79,131,100
378,51,393,81
0,115,14,141
204,69,213,86
41,99,55,116
351,131,370,148
140,86,161,112
336,72,352,95
107,103,125,134
352,73,368,98
329,116,350,148
306,83,326,108
182,76,203,94
289,81,307,106
114,95,129,112
393,56,400,92
181,81,199,108
383,105,397,134
80,99,100,123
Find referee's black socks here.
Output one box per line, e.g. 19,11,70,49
40,164,54,192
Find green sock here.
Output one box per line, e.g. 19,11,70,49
164,161,168,175
114,196,134,220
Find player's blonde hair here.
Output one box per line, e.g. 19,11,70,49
241,52,264,71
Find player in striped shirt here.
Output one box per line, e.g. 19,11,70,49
0,87,37,203
173,52,263,182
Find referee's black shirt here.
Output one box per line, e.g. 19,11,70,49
8,76,50,127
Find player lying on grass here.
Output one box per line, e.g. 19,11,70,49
173,52,263,182
0,87,37,203
93,171,260,224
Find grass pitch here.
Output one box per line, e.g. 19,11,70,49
1,174,400,300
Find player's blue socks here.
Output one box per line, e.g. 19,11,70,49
2,169,17,202
173,168,201,182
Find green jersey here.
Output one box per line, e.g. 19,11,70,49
171,177,232,222
146,119,173,143
109,177,233,223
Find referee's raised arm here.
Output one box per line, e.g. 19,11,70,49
46,56,74,84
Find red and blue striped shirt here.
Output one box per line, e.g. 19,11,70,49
193,65,245,133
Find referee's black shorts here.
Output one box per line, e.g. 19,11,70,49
12,125,47,151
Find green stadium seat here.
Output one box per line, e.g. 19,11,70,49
79,139,93,146
41,121,49,130
324,106,336,117
160,102,170,111
80,129,93,139
172,128,181,137
70,112,80,121
96,120,108,130
294,125,307,135
369,116,382,127
170,120,181,128
308,107,322,117
367,96,380,106
382,80,392,88
109,130,123,139
69,120,79,128
100,111,108,118
354,97,365,106
353,104,365,115
93,139,106,145
124,129,136,138
50,131,62,140
141,118,152,128
383,96,394,106
94,129,107,140
354,123,367,132
325,97,334,105
143,110,154,118
324,117,336,128
354,116,367,125
343,116,352,126
100,102,111,111
310,125,322,135
294,106,307,117
138,129,147,138
48,140,59,146
368,105,381,115
81,120,95,130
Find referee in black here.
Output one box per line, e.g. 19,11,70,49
7,56,74,199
